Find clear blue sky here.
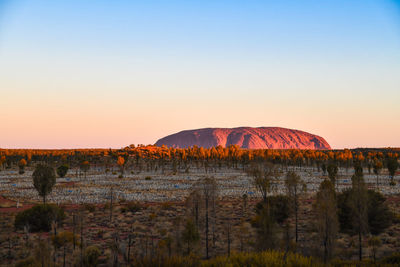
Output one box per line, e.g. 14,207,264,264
0,0,399,148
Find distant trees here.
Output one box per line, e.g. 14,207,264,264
33,164,56,205
314,179,338,264
18,158,27,174
327,163,338,189
386,158,398,185
80,160,90,179
117,156,125,177
373,159,383,188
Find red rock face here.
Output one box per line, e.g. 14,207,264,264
155,127,331,150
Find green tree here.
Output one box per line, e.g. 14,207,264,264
367,190,394,235
314,179,338,264
349,164,368,261
182,219,200,255
327,163,338,189
33,165,56,205
386,158,398,185
252,201,279,251
337,189,394,235
201,177,218,259
285,171,306,243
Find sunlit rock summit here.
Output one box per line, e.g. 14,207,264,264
155,127,331,150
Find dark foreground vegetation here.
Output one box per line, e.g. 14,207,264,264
0,146,399,266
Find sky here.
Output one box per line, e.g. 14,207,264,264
0,0,399,149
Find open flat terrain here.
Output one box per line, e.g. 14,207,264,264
1,166,399,204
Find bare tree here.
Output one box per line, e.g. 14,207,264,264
248,163,279,203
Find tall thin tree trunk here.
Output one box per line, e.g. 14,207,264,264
205,198,209,259
359,230,362,261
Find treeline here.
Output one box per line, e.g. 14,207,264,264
1,145,399,171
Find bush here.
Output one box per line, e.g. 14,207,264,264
161,202,173,210
15,257,40,267
381,252,400,264
84,203,96,212
83,246,101,267
52,231,76,248
132,251,321,267
56,164,69,178
121,201,142,213
255,195,290,224
14,204,65,232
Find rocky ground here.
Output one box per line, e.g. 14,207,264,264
0,166,399,204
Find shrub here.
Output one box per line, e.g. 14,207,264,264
255,195,290,224
15,257,40,267
145,176,152,180
83,246,101,267
52,231,76,248
121,201,142,213
381,252,400,264
131,251,321,267
14,204,65,232
56,164,69,178
161,202,173,210
84,203,96,212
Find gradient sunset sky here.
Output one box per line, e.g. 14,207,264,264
0,0,399,149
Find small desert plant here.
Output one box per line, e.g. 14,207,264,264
84,203,96,212
83,246,101,266
161,202,173,210
121,201,142,213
